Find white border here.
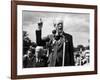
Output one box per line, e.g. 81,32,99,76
17,5,95,75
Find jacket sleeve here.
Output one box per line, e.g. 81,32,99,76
69,35,75,65
36,30,50,46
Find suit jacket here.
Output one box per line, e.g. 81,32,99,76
36,30,75,66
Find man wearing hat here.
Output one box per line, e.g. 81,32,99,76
36,19,75,66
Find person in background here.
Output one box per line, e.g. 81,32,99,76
23,50,34,68
34,46,48,67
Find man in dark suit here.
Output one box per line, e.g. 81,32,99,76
23,50,35,68
36,19,75,67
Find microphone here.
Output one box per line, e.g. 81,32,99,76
52,29,56,35
52,30,61,41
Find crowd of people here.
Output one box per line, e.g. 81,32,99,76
74,48,90,66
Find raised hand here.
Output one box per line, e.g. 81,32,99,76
37,18,43,30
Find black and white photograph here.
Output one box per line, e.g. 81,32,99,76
22,11,90,68
11,1,97,79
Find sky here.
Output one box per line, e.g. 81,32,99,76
22,10,90,47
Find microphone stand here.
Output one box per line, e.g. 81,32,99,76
62,35,65,66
